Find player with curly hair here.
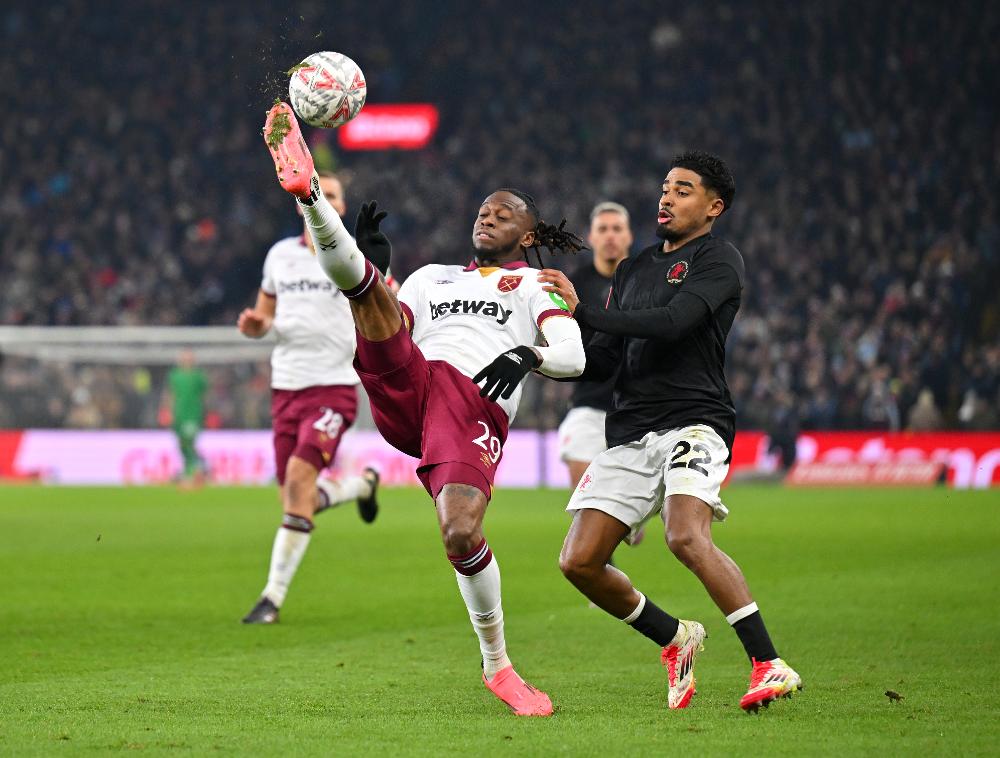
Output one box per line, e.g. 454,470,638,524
541,151,802,713
262,102,586,716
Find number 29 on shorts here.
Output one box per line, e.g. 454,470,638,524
472,421,502,464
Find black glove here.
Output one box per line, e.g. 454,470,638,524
473,346,541,402
354,201,392,275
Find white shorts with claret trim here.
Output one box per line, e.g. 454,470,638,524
567,424,730,540
557,406,608,463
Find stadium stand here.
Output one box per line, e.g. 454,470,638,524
0,0,996,430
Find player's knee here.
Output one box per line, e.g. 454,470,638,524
440,518,479,556
666,528,708,567
558,546,598,587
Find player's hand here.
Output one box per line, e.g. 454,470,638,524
354,201,392,275
537,269,580,313
473,346,541,402
238,308,269,338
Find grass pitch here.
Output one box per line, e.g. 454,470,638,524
1,484,998,755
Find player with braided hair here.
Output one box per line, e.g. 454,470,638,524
262,102,585,716
494,188,588,268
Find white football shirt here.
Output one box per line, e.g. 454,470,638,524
398,260,573,421
261,236,359,390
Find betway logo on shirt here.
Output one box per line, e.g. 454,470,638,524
429,299,512,325
278,279,336,294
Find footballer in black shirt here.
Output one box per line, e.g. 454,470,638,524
540,151,802,713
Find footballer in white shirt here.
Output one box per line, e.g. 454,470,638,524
263,102,586,717
238,171,380,626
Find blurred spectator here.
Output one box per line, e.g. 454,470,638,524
907,388,945,432
766,391,800,471
0,0,997,431
861,373,901,432
958,390,999,431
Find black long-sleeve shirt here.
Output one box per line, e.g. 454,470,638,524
567,260,617,412
573,233,745,453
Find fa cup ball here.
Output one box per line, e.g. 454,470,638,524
288,51,367,128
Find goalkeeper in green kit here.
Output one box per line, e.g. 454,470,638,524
162,349,208,488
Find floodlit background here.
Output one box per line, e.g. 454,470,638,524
1,0,996,438
2,3,999,755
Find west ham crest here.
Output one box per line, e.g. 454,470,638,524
667,260,689,285
497,275,522,292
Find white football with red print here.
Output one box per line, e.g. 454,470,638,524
287,51,367,129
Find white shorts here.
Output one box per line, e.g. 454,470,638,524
557,406,608,463
567,425,731,539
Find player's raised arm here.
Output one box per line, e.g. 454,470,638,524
539,267,623,381
571,253,740,343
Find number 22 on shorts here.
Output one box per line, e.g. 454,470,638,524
668,439,712,476
472,421,502,465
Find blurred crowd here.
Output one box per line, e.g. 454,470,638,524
1,0,997,431
0,354,274,431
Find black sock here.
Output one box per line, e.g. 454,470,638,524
732,610,778,663
628,599,680,647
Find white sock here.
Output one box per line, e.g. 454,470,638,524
298,188,368,290
455,556,511,678
262,524,312,607
622,593,646,623
726,601,759,626
316,475,372,509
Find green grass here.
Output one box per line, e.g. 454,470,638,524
1,484,998,755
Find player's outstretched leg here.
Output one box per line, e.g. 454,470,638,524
438,482,552,716
264,101,400,346
264,102,376,296
560,509,705,710
315,466,380,523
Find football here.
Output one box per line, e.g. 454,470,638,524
287,51,367,128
